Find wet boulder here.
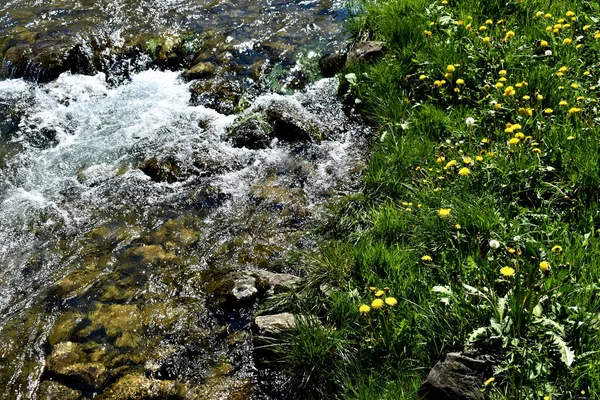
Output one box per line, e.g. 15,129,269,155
181,61,216,81
418,352,496,400
225,113,274,149
140,156,189,183
3,40,95,82
262,99,322,143
189,78,245,115
251,270,300,294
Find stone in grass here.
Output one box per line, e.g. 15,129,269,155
418,352,496,400
346,41,385,65
254,313,297,336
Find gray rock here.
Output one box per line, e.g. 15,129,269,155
346,41,385,64
254,313,297,335
418,352,495,400
232,274,258,301
251,270,300,293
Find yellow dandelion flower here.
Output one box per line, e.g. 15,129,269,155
479,25,487,32
436,156,445,163
505,127,514,134
438,208,451,217
584,70,591,76
421,255,433,262
455,223,461,229
545,13,552,19
457,20,464,26
434,80,442,87
505,30,515,39
551,245,563,253
544,108,553,114
532,148,542,154
476,155,484,161
515,132,525,139
494,102,502,110
447,65,455,73
445,159,457,168
535,11,543,18
539,261,550,271
500,266,515,277
371,298,384,310
456,78,465,85
495,82,504,89
571,83,579,89
424,30,432,37
522,95,530,100
482,36,490,44
559,100,568,106
445,72,453,79
499,70,507,76
512,123,522,131
566,11,575,17
465,23,472,31
507,248,516,254
458,167,471,176
567,135,576,140
503,86,516,96
484,377,496,386
419,74,427,80
563,38,572,45
359,304,371,314
385,297,398,306
499,77,507,82
375,290,385,297
546,26,553,32
509,138,520,145
540,40,548,47
463,157,472,164
481,138,489,144
568,107,582,114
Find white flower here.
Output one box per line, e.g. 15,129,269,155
465,117,475,126
489,240,500,249
545,50,553,56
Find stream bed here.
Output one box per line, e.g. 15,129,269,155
0,0,368,398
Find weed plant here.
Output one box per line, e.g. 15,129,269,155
268,1,600,399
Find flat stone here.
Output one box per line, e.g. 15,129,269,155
102,374,185,399
232,274,258,301
418,352,496,400
254,313,297,335
251,270,300,293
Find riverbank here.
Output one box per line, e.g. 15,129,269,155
278,0,600,398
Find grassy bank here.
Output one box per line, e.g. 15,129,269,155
266,0,600,399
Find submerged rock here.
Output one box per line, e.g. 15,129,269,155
102,374,186,399
263,99,322,143
38,381,81,400
46,342,108,390
418,352,495,400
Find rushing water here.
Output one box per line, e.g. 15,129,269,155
0,0,366,398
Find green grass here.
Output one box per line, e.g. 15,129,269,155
265,1,600,399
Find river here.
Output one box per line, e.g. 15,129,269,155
0,0,367,398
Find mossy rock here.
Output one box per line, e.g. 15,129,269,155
46,342,108,390
131,244,177,264
189,78,246,115
89,303,142,338
101,374,187,400
51,265,101,299
38,381,81,400
225,113,274,149
47,312,85,345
